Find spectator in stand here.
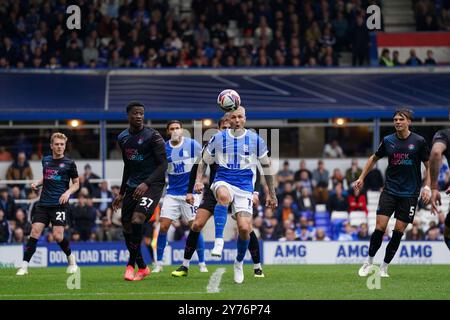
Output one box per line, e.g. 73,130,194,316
0,187,16,221
279,182,297,205
297,187,316,214
297,171,314,196
96,216,113,242
276,195,300,224
345,159,362,189
0,209,10,243
276,160,294,194
80,164,101,196
438,163,450,191
15,208,31,236
379,48,394,67
12,227,25,243
424,50,437,65
296,216,316,240
6,152,33,193
426,226,443,241
12,133,32,160
363,167,384,192
406,222,425,240
314,228,330,241
312,160,329,204
331,168,345,189
348,188,368,215
392,50,402,66
438,8,450,30
356,223,371,240
338,221,356,241
261,207,282,240
279,228,299,241
69,194,97,241
93,181,113,218
323,140,344,158
11,186,27,211
327,182,349,214
0,146,13,161
405,49,422,66
350,14,370,66
294,160,312,182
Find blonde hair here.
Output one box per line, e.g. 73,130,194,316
51,132,68,144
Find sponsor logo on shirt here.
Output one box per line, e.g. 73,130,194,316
44,168,62,181
391,153,413,166
125,148,144,161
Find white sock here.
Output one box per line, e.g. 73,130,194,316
381,262,388,268
198,261,206,266
367,256,374,264
157,260,163,266
253,263,261,270
182,259,190,268
21,261,29,269
234,259,243,265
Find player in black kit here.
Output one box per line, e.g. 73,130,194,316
429,128,450,250
171,115,265,278
16,133,80,276
354,109,431,278
112,101,167,281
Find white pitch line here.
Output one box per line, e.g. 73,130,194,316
206,268,226,293
0,291,206,298
243,76,290,95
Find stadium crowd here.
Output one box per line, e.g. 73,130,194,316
1,151,448,245
414,0,450,31
0,0,385,69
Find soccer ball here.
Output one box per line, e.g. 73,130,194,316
217,89,241,112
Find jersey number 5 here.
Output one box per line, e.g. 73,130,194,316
140,197,154,209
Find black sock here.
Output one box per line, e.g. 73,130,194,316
384,230,403,264
57,238,72,257
184,230,200,261
23,237,38,262
248,231,261,265
444,237,450,251
129,223,145,269
368,229,384,257
124,231,146,268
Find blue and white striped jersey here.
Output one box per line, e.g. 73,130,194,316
166,137,202,196
206,129,268,193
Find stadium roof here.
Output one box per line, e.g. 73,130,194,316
0,67,449,121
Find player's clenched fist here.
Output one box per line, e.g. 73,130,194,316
185,193,194,205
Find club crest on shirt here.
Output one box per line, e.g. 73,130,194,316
59,163,65,168
137,137,144,145
408,144,415,151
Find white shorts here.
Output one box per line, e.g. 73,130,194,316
160,194,201,222
210,181,253,216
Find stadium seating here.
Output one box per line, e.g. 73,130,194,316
349,211,367,227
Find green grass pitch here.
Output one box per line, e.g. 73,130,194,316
0,265,449,300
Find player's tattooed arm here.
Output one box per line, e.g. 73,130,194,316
194,158,207,193
258,154,277,209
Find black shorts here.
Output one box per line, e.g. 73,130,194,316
376,191,418,224
198,188,233,214
198,188,217,213
32,203,68,227
121,183,164,224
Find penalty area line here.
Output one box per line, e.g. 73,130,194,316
206,267,226,293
